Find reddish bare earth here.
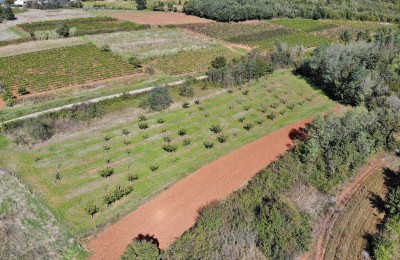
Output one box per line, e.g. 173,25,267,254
87,117,313,260
106,12,215,25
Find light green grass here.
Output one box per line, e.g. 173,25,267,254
256,32,330,50
0,70,335,235
323,19,396,30
269,19,337,32
7,26,30,38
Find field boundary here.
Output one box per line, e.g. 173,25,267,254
0,75,208,125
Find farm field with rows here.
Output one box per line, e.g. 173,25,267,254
0,70,335,234
87,28,214,59
268,19,337,32
0,44,137,93
18,16,147,37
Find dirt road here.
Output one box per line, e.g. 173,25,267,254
87,117,313,260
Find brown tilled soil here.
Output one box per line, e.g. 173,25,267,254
87,117,313,260
306,154,385,260
105,11,215,25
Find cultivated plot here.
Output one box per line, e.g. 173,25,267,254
0,70,335,234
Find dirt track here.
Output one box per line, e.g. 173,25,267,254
87,117,313,260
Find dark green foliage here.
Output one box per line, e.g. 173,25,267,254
211,56,227,69
135,0,147,10
101,44,111,52
153,1,165,11
183,0,400,23
210,124,222,134
85,204,99,218
386,187,400,217
148,87,173,112
243,123,253,131
162,143,177,153
1,6,15,20
104,185,133,205
340,30,353,43
178,84,194,97
216,134,228,143
122,128,130,135
122,235,160,260
138,122,149,129
183,138,191,146
56,23,70,38
128,56,141,68
138,115,147,121
25,119,54,142
99,167,114,178
127,173,139,183
177,129,187,136
17,86,29,95
157,118,165,124
150,165,159,171
203,141,214,148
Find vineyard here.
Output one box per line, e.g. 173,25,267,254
0,70,335,234
88,28,214,59
184,21,331,50
0,44,137,93
152,46,240,75
18,17,148,37
269,19,337,32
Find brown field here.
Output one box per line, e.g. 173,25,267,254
103,11,215,25
87,117,313,260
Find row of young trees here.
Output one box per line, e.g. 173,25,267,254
0,6,15,22
183,0,400,22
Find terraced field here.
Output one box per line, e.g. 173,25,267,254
0,70,335,234
0,44,137,93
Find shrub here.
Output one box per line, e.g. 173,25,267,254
217,134,228,143
178,129,187,136
194,99,200,105
204,141,214,148
17,86,29,95
162,143,178,153
26,119,54,141
138,122,149,129
267,112,276,121
148,87,173,112
179,84,194,97
101,44,111,52
128,56,141,68
135,0,147,10
210,124,222,134
139,115,147,121
255,119,263,125
121,235,160,260
157,118,165,124
183,138,191,146
104,136,111,142
56,23,70,38
124,140,131,146
127,173,139,183
122,128,130,135
242,90,249,95
99,167,114,178
104,185,133,205
150,165,159,171
243,123,253,131
182,102,190,108
211,56,227,69
238,117,246,123
85,204,99,218
163,136,172,143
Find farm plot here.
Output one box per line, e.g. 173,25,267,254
0,44,137,93
268,19,337,32
0,70,335,234
184,22,330,50
18,17,147,37
324,168,387,260
152,46,240,75
87,28,214,59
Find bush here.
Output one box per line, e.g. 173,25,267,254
163,135,172,143
243,123,253,131
17,86,29,95
178,129,187,136
56,23,70,38
162,143,178,153
267,112,276,121
157,118,165,124
210,124,222,134
127,173,139,183
183,138,191,146
217,134,228,143
211,56,227,69
26,119,54,141
139,115,147,121
85,204,99,218
121,235,160,260
135,0,147,10
179,84,194,97
138,122,149,129
101,44,111,52
104,185,133,205
122,128,130,135
204,141,214,149
150,165,159,171
128,56,141,68
182,102,190,108
148,87,173,112
99,167,114,178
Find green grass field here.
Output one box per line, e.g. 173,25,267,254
255,32,331,49
0,44,137,93
0,70,335,235
269,19,337,32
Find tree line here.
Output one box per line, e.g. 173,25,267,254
183,0,400,22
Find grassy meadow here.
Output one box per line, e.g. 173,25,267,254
0,70,335,234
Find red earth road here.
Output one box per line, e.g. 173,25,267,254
87,117,313,260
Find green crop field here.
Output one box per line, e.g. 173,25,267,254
269,19,337,32
184,22,331,50
152,46,240,75
18,17,147,37
0,44,137,92
0,70,335,234
87,28,214,59
83,1,136,10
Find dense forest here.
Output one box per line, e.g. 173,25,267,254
183,0,400,22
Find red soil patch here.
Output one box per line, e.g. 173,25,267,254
306,154,385,260
87,117,313,260
107,11,215,25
